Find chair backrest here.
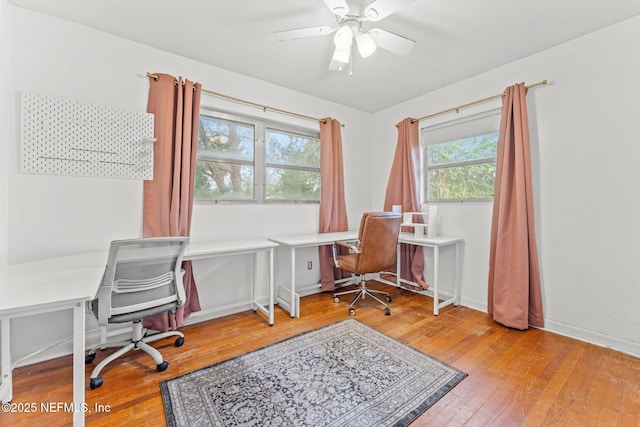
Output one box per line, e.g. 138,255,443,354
354,212,402,274
94,237,189,325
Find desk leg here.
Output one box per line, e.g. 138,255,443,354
250,250,275,326
454,242,460,307
72,302,85,426
0,318,12,403
396,243,401,288
289,247,297,318
433,245,440,316
252,252,257,313
268,248,274,326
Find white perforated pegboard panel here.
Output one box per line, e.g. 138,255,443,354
21,92,155,180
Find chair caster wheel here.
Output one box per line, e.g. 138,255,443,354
334,296,340,303
386,295,392,302
384,308,391,316
89,376,103,390
157,361,169,372
175,336,185,347
85,353,96,364
349,308,356,316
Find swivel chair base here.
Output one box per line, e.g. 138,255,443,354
85,319,184,389
334,279,392,316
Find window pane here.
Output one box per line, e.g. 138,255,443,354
195,160,254,200
266,167,320,201
428,163,496,200
199,116,254,162
265,130,320,168
429,133,498,166
196,114,255,200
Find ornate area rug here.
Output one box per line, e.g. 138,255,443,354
161,319,467,426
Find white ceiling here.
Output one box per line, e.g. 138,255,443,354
10,0,640,112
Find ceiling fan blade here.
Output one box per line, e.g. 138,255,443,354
323,0,350,17
274,26,334,42
364,0,416,22
368,28,416,55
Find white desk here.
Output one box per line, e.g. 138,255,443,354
269,231,358,317
396,233,463,315
184,239,278,325
0,251,107,426
270,231,463,318
0,238,277,426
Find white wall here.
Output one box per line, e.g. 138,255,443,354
371,16,640,356
3,4,371,363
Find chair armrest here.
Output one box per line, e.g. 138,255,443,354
331,240,360,268
335,240,359,253
175,269,187,307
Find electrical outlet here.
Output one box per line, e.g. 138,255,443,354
307,261,312,270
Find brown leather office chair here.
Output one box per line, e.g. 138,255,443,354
332,212,402,316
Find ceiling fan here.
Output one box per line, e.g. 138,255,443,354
274,0,417,73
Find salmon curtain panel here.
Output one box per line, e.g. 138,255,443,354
383,118,427,289
318,117,349,291
488,82,544,329
142,73,202,332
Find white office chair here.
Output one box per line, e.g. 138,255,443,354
85,237,189,390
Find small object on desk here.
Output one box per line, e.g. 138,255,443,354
401,205,438,239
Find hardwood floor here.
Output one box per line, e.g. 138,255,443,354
2,282,639,426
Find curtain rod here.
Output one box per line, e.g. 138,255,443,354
399,80,548,126
146,72,329,125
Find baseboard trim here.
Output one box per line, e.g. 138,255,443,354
542,319,640,358
458,297,640,358
185,302,255,325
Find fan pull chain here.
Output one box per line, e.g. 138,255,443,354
349,46,353,77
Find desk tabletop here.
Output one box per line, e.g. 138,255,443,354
0,238,280,316
398,233,463,246
185,238,278,260
269,231,359,247
0,251,107,315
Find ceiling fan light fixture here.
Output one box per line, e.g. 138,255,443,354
276,0,417,72
332,45,351,63
333,25,353,49
356,32,377,58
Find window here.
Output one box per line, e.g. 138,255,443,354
422,109,500,202
265,128,320,201
195,111,320,203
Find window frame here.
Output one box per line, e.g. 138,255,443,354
195,109,320,204
421,108,501,203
